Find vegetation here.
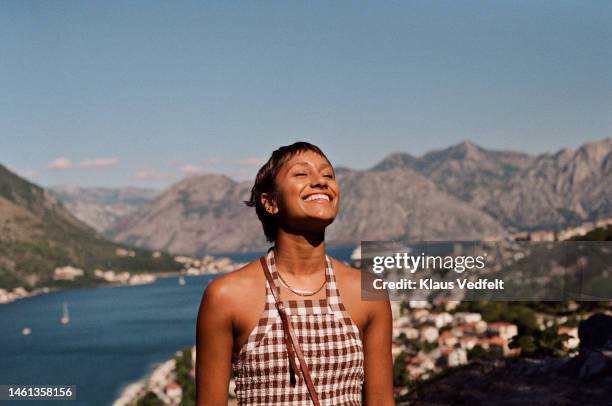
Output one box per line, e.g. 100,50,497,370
136,392,163,406
175,348,196,406
0,164,182,290
0,236,182,290
454,301,538,335
569,224,612,241
508,322,576,357
393,350,410,388
567,224,612,312
395,362,468,403
467,344,503,360
396,334,438,355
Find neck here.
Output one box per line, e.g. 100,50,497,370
273,230,327,277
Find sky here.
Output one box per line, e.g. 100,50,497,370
1,1,611,190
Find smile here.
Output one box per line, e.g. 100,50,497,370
303,193,331,202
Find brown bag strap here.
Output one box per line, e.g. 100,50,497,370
260,255,321,406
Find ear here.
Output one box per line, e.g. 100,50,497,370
260,192,279,215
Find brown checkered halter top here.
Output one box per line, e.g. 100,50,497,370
232,248,365,405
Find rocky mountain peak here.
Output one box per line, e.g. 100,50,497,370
372,152,417,171
449,139,483,159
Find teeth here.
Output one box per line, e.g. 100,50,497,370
305,194,330,201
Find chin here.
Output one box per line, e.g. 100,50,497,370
306,214,336,228
303,207,335,220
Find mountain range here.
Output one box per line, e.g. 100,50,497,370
2,137,610,288
49,186,158,233
92,137,612,254
374,138,612,231
0,164,179,290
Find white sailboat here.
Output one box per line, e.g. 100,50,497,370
350,246,361,267
60,302,70,325
21,327,32,335
178,274,186,286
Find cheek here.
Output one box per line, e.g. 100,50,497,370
275,186,301,211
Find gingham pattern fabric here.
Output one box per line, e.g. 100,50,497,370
232,248,365,405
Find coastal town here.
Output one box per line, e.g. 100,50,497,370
107,218,612,405
4,218,611,404
3,217,610,306
114,294,602,405
0,249,240,305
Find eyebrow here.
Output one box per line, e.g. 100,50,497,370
287,161,333,171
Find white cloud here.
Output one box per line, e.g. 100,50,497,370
180,164,205,174
47,157,118,170
47,157,74,169
134,169,159,180
78,157,118,168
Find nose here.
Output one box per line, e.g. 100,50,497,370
310,172,329,188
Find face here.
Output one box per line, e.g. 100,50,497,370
262,150,340,234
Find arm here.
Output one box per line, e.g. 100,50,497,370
363,298,395,405
196,277,234,406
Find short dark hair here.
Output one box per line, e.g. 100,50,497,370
245,142,331,243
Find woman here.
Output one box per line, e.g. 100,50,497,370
196,142,394,405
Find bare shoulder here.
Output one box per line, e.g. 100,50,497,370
200,259,265,313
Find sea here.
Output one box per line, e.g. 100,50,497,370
0,247,354,406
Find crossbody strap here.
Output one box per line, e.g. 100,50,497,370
260,256,321,406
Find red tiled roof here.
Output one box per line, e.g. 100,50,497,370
165,382,181,390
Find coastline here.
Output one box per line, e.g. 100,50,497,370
0,253,244,305
0,270,214,305
113,345,239,406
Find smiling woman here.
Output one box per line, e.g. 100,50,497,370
195,142,394,405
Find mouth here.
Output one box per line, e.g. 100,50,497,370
302,192,332,203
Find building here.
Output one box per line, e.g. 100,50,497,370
454,312,482,324
391,341,405,358
558,223,593,241
439,347,467,367
419,325,439,343
529,230,555,241
53,266,84,280
511,231,530,241
488,322,518,341
459,335,478,350
115,248,136,257
409,354,435,371
438,330,458,347
429,312,453,328
441,300,461,312
558,326,579,350
457,320,488,335
408,300,430,309
478,336,519,357
394,325,419,341
412,309,430,323
165,381,182,404
595,217,612,228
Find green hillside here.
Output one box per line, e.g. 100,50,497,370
569,224,612,241
0,164,181,291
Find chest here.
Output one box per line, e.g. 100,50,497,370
232,304,365,405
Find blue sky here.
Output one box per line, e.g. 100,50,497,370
1,1,611,189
